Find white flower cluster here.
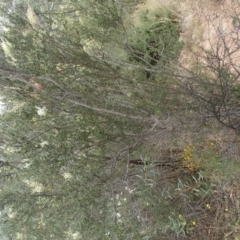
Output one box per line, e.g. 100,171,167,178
1,38,17,64
83,39,101,55
115,212,122,223
23,179,44,193
40,141,49,148
16,233,24,240
65,230,82,240
115,193,127,206
125,186,135,194
22,159,31,169
26,6,42,30
62,172,73,180
35,106,47,116
7,208,17,219
59,166,73,181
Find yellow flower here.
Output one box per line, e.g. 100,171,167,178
192,221,196,226
182,144,200,171
206,204,211,209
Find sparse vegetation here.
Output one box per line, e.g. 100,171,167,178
0,0,240,239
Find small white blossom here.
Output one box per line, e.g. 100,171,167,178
26,6,42,29
72,232,81,240
23,179,44,193
64,230,82,240
6,147,16,153
140,230,147,235
125,186,135,194
1,41,12,58
1,39,17,64
8,208,16,219
40,141,49,148
51,19,59,30
116,212,121,218
2,26,9,32
35,106,47,116
16,233,24,240
23,163,31,169
117,218,122,224
62,172,73,180
83,39,101,55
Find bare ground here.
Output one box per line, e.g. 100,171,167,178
179,0,240,73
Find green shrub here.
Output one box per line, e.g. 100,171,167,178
127,8,183,78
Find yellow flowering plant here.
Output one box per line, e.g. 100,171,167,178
182,145,199,171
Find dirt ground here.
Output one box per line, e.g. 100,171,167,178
179,0,240,73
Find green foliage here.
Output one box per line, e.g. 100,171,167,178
0,1,168,239
163,214,187,237
127,8,183,72
0,0,239,239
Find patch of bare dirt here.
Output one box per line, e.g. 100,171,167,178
179,0,240,73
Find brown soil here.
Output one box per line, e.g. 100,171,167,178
179,0,240,73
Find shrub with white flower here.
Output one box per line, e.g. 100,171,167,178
22,159,31,169
1,38,17,64
83,39,101,55
40,141,49,148
125,186,135,194
7,208,17,219
62,172,73,180
115,212,122,223
65,230,82,240
23,179,44,193
16,232,24,240
35,106,47,116
26,5,42,30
